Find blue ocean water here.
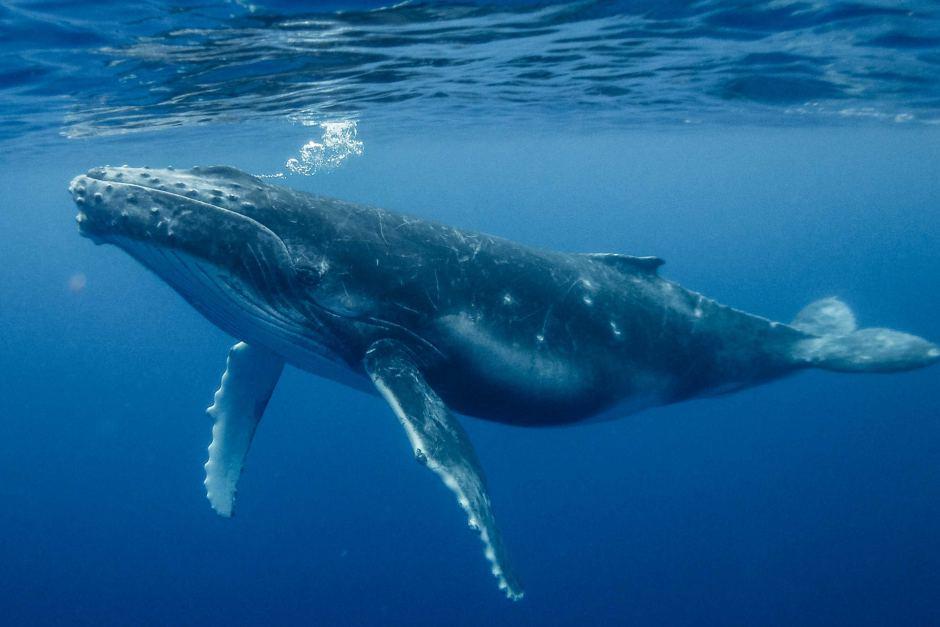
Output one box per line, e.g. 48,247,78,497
1,2,939,626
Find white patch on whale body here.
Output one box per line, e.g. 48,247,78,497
436,313,587,399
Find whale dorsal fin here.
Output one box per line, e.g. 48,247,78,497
204,342,284,517
363,339,524,601
582,253,665,274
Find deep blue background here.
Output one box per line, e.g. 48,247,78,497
1,125,939,626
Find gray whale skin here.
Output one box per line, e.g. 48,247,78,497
69,165,939,600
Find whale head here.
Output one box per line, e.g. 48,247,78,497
68,165,334,354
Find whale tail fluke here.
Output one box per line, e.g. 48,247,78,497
790,297,940,373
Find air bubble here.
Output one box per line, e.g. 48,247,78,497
285,120,363,175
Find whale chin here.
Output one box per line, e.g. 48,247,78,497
104,232,362,391
103,233,296,358
106,233,282,340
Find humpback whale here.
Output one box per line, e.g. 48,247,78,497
69,165,939,599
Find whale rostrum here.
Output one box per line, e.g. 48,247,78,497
70,165,940,600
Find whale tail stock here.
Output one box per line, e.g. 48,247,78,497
787,297,940,373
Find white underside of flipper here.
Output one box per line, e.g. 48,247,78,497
364,339,525,601
205,341,284,517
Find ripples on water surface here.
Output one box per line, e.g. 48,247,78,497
2,0,939,144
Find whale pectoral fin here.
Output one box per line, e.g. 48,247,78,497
204,342,284,517
363,339,524,601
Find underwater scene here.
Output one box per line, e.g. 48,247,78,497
1,1,939,625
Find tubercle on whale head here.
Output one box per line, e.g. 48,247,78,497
67,165,366,339
69,165,273,243
68,165,306,300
